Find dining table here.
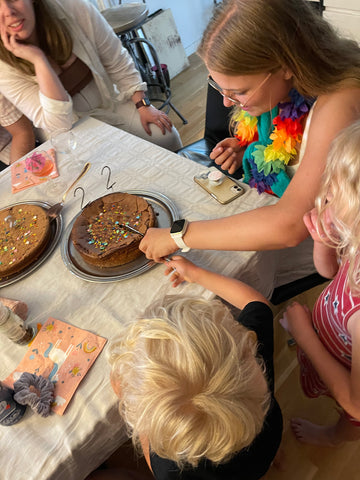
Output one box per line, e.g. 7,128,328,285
0,116,315,480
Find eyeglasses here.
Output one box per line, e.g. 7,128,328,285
207,72,272,108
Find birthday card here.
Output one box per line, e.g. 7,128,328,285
3,318,107,415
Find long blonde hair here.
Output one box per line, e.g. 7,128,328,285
109,295,270,468
198,0,360,98
0,0,72,75
316,120,360,294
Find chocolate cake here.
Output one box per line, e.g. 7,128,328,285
70,192,155,267
0,204,51,277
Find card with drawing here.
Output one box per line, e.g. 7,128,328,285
3,318,107,415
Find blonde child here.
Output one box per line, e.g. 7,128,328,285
280,120,360,446
104,258,282,480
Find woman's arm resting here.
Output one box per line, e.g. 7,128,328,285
5,116,35,164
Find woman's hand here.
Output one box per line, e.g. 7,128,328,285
163,256,199,287
279,301,314,343
0,25,44,64
209,137,244,175
138,105,172,135
139,227,178,262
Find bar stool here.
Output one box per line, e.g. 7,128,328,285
101,3,188,124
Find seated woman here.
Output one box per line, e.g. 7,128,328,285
90,256,282,480
139,0,360,263
0,0,182,152
0,94,35,166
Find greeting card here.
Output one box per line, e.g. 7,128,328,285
3,318,107,415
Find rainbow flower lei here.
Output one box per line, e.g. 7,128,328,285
234,89,314,197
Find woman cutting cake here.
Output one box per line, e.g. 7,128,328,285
140,0,360,266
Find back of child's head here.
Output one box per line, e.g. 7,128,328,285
109,295,270,467
316,120,360,292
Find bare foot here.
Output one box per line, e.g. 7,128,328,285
290,418,340,447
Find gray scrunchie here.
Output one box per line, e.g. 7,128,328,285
13,373,54,417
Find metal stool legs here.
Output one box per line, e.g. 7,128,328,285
123,35,187,124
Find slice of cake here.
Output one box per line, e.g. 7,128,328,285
70,192,155,268
0,204,51,277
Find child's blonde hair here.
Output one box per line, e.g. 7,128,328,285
316,120,360,293
109,295,270,467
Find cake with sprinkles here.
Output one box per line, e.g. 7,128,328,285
0,204,51,277
70,192,156,267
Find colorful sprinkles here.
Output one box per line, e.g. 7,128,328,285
85,203,143,253
0,207,44,272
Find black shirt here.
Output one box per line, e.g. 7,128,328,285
150,302,283,480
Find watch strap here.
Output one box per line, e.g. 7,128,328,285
135,97,151,109
172,235,190,253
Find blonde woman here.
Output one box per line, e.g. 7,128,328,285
102,258,282,480
140,0,360,260
280,121,360,446
0,0,181,151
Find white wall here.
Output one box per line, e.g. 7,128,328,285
144,1,215,56
91,0,216,56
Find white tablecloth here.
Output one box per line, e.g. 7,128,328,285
0,117,315,480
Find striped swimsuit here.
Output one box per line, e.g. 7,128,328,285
297,260,360,425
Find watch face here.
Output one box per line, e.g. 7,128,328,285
171,219,186,234
143,97,151,106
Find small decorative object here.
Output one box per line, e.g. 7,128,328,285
0,381,26,426
13,373,54,418
25,151,54,177
0,297,28,321
208,169,224,186
11,148,59,194
0,301,34,345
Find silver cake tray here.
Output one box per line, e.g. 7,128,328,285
0,201,63,287
61,190,179,283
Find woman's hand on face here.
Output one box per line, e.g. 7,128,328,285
163,256,198,287
0,25,44,64
139,227,178,262
209,138,244,175
138,105,172,135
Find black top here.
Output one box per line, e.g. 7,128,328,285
150,302,283,480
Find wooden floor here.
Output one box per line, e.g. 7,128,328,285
154,53,209,147
97,55,360,479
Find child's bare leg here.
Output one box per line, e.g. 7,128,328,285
272,447,286,471
291,413,360,447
